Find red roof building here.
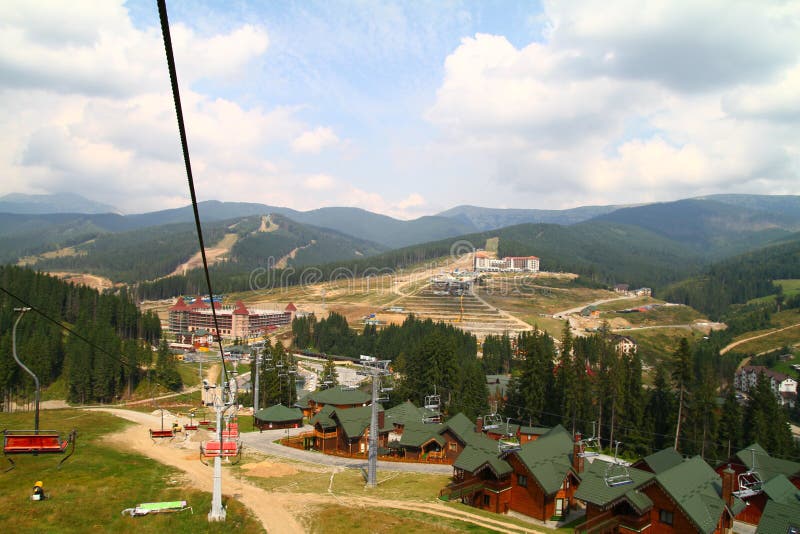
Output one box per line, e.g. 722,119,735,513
167,298,291,339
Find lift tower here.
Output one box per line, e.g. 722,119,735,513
359,355,391,488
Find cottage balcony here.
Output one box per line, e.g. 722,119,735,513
314,429,337,439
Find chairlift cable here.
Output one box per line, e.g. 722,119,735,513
157,0,230,392
0,285,201,406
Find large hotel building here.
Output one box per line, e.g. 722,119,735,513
168,297,293,338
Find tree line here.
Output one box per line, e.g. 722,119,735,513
0,266,162,408
290,312,489,420
494,323,796,461
660,237,800,319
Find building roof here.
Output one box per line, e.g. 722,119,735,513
334,404,385,439
285,302,297,312
455,444,513,478
763,473,800,505
756,500,800,534
309,385,371,406
736,443,800,483
384,400,426,427
511,425,575,495
169,297,190,311
638,447,684,474
739,365,793,383
232,300,249,315
655,455,730,534
189,296,209,309
254,404,303,423
399,421,446,448
574,459,655,512
441,412,475,444
310,404,337,429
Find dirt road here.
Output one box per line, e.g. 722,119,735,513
93,408,543,533
720,323,800,355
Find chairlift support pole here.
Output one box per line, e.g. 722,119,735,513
208,373,235,522
12,308,38,434
361,355,390,488
253,351,260,412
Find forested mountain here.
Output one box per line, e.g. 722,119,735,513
436,204,624,230
33,213,385,284
0,200,473,261
0,193,118,215
285,207,477,248
0,266,161,407
661,234,800,318
592,198,799,258
700,194,800,223
137,219,703,300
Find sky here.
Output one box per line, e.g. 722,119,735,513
1,1,799,219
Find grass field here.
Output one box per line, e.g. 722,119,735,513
748,279,800,306
477,286,614,316
305,504,491,533
602,304,705,327
630,327,706,363
240,460,450,501
727,310,800,355
0,410,262,533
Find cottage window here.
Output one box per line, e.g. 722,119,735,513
659,509,674,526
482,495,490,506
517,474,528,487
449,442,457,451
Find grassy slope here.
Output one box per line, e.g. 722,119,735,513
0,410,262,534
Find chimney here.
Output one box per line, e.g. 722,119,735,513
722,465,735,532
573,433,584,474
476,416,484,434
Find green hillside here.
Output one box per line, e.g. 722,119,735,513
31,214,385,284
593,198,798,258
661,234,800,318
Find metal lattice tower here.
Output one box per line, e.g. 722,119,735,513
359,355,391,488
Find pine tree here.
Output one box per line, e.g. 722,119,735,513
644,365,675,451
718,387,742,457
671,338,693,451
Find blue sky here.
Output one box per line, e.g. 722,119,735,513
1,1,799,218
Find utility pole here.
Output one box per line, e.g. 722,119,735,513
359,355,391,488
12,307,38,433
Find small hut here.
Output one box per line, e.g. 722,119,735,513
254,404,304,431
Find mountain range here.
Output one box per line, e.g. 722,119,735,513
2,192,800,290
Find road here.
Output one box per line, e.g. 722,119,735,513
720,323,800,355
552,295,637,318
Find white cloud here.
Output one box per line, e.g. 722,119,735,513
425,1,800,208
304,174,336,190
397,193,425,210
291,127,340,153
0,1,336,214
